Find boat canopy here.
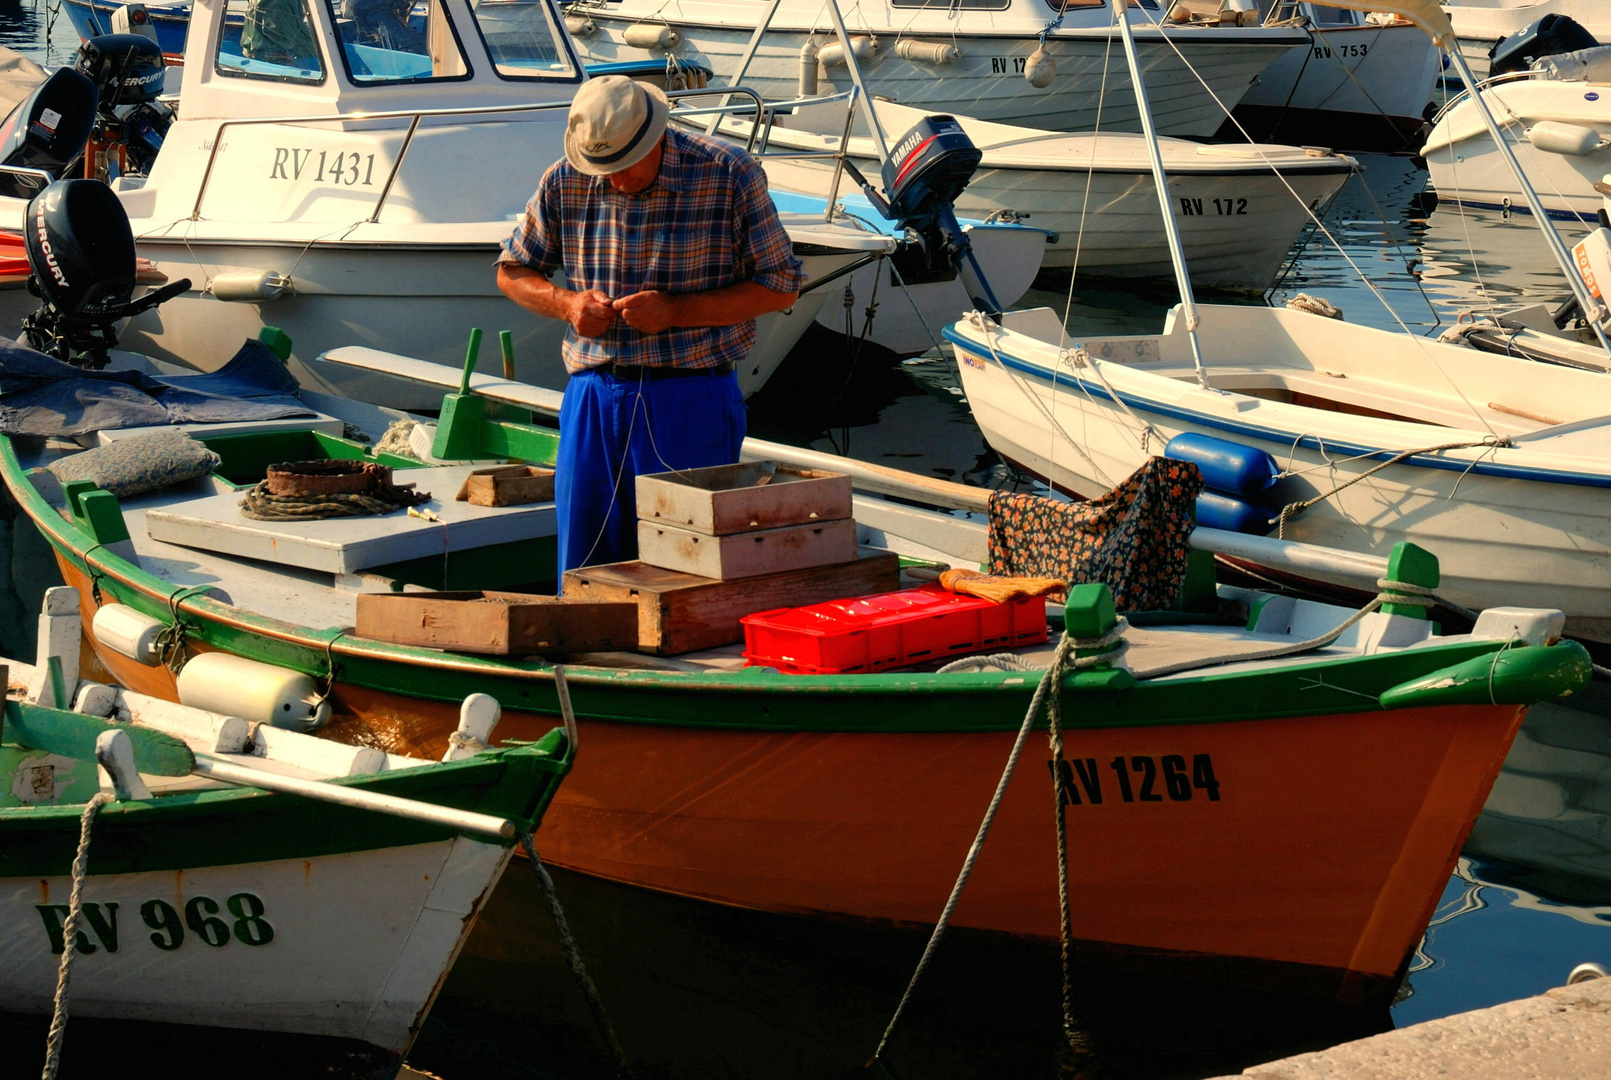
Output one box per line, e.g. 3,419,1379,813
1310,0,1453,43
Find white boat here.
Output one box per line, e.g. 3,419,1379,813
562,0,1310,138
950,0,1611,641
1423,63,1611,221
0,0,954,406
1444,0,1611,79
0,600,572,1073
1233,2,1442,151
722,96,1356,288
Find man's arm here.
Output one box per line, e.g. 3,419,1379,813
497,263,615,337
610,280,798,334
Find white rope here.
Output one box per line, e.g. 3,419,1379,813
42,792,115,1080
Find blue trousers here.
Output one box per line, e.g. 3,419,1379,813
556,368,746,580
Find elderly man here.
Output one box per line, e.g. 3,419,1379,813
498,76,805,578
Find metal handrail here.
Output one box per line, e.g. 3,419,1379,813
188,97,577,222
664,85,769,152
1426,69,1538,128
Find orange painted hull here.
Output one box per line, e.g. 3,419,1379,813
56,557,1518,1004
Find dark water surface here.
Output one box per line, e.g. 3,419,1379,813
5,21,1611,1080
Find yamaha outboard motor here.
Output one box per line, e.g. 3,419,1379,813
21,179,189,368
840,115,1005,319
76,33,170,178
1489,14,1599,77
0,68,97,200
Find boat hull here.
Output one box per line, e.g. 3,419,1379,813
35,549,1525,1008
951,305,1611,640
574,15,1299,138
764,154,1350,289
111,239,846,407
1423,80,1611,222
1233,21,1439,152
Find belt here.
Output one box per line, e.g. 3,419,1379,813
597,361,733,381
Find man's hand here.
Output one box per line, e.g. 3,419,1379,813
571,289,616,337
612,291,684,334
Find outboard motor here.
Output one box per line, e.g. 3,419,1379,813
0,68,97,200
1489,14,1599,77
21,179,189,368
840,115,1006,319
76,33,170,179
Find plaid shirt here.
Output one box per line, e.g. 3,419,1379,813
501,128,806,374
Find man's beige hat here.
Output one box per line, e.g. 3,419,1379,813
565,76,671,177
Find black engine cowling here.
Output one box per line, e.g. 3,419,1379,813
22,179,189,367
1489,14,1599,77
77,33,167,113
0,68,97,200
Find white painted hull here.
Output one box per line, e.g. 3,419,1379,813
805,224,1048,354
112,239,848,410
1424,79,1611,220
765,151,1349,288
0,837,509,1056
950,304,1611,638
1240,22,1440,124
572,0,1304,137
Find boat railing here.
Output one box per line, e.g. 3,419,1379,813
1426,69,1541,127
669,85,870,223
0,164,59,201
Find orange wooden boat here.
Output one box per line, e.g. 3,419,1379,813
3,384,1590,1008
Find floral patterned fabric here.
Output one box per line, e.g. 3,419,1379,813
49,428,221,498
987,458,1203,612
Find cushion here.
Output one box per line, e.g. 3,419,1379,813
49,428,221,498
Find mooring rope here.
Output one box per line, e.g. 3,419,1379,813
519,834,633,1078
1273,437,1513,538
864,622,1127,1072
41,792,114,1080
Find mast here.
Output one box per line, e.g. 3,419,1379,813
1110,0,1209,387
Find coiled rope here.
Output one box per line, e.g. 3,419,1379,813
519,834,633,1078
41,792,114,1080
239,483,427,521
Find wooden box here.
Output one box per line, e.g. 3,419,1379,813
637,517,859,580
356,590,636,655
636,462,851,536
455,465,555,507
563,552,901,655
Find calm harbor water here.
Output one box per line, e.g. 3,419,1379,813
4,15,1611,1078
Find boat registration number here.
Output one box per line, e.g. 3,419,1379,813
989,57,1029,75
1049,753,1222,805
268,148,379,187
36,892,275,955
1178,198,1247,217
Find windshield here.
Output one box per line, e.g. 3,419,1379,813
324,0,473,83
465,0,580,81
219,0,326,84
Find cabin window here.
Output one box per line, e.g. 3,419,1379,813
324,0,473,83
1038,0,1160,12
465,0,581,80
218,0,327,83
891,0,1009,9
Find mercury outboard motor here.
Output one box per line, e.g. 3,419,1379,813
840,115,1005,319
21,179,189,368
76,33,170,179
0,68,97,200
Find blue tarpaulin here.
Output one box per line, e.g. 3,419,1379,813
0,337,315,437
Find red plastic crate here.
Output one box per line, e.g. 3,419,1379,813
741,585,1049,674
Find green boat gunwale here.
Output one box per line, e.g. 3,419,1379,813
1,436,1583,735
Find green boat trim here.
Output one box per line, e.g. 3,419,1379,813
0,700,572,878
1,424,1591,737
